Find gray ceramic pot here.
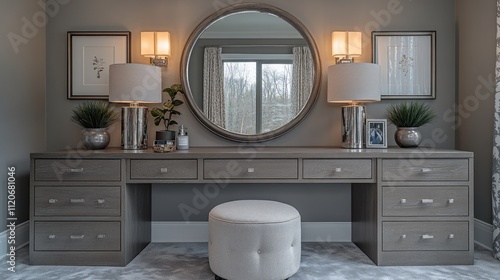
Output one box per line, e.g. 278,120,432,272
395,127,422,148
81,128,110,150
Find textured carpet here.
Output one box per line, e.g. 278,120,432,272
1,243,499,280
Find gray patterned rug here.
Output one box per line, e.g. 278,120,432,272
2,243,499,280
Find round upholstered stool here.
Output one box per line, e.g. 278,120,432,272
208,200,301,280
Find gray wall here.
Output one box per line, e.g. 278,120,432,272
0,0,46,231
456,0,496,224
44,0,456,222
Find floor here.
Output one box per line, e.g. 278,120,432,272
2,243,499,280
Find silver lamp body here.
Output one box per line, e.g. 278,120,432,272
341,105,365,149
121,107,148,150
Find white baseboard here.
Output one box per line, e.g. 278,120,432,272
152,222,351,242
474,218,493,251
0,221,30,260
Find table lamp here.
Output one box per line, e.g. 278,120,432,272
109,63,162,150
327,63,381,149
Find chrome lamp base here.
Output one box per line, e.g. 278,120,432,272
121,106,148,150
341,105,366,149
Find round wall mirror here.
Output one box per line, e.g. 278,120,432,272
181,3,321,142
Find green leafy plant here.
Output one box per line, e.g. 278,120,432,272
386,101,435,128
151,84,185,131
71,100,117,129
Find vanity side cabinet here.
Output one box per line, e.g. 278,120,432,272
29,155,151,266
375,156,474,266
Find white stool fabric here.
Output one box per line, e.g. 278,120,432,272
208,200,301,280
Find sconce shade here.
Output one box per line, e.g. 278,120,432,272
327,63,381,103
108,63,162,104
141,32,171,57
332,31,362,57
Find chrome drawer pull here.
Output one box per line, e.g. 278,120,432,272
247,167,255,173
97,234,106,239
69,234,85,239
48,198,58,204
70,198,85,203
422,234,434,239
421,168,432,173
334,167,342,173
448,234,455,239
421,199,434,204
400,199,407,204
401,234,407,239
448,198,454,204
97,199,105,204
160,167,168,173
48,234,56,239
70,168,84,173
70,235,85,239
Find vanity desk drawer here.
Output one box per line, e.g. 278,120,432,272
381,159,469,181
130,159,198,180
204,159,298,179
382,186,469,217
34,159,121,181
34,186,121,216
303,159,372,179
382,221,469,251
34,221,121,251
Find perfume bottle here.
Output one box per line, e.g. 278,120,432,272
176,125,189,150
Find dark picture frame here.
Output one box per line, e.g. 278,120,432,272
67,31,131,99
372,31,436,100
366,119,387,148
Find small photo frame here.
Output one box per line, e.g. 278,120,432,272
67,31,131,99
366,119,387,148
372,31,436,100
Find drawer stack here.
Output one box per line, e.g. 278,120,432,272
30,158,151,266
375,158,474,265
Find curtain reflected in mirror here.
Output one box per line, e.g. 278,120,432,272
202,45,313,135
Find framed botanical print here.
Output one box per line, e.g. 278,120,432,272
67,31,131,99
366,119,387,148
372,31,436,100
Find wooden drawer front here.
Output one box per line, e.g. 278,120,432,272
382,159,469,181
382,186,468,217
204,159,298,179
303,159,372,179
34,186,121,216
35,159,121,181
130,159,197,180
34,222,120,251
382,222,468,251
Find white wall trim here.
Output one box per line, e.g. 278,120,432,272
0,221,30,260
474,218,493,251
152,222,351,242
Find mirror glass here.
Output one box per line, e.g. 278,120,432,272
181,3,321,142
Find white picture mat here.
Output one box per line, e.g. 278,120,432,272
71,36,128,97
375,34,433,98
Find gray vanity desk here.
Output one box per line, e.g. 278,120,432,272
29,147,474,266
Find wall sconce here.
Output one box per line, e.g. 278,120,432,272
141,32,171,67
328,63,381,149
332,31,362,64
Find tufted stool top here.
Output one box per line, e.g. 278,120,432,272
209,200,300,224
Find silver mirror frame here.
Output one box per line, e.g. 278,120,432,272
181,2,321,142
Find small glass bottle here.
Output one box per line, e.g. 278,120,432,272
176,125,189,150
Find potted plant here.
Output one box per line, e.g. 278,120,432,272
71,100,117,150
151,84,185,141
385,101,435,148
